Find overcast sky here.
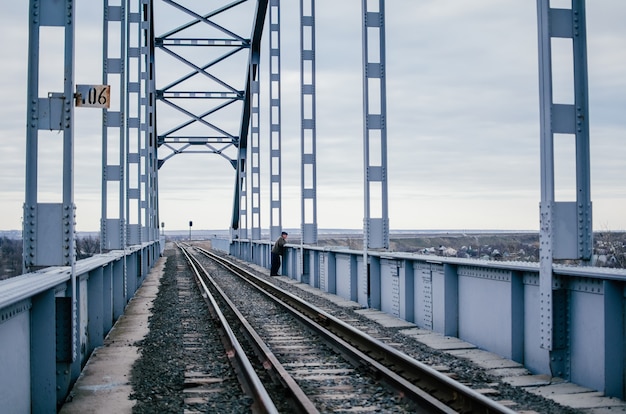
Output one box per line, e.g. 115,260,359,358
0,1,624,233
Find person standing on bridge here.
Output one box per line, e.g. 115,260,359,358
270,231,288,276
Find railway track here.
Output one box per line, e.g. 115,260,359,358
177,242,517,413
175,249,258,412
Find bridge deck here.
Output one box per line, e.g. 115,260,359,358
58,245,626,413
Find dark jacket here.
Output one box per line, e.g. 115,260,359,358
272,236,286,255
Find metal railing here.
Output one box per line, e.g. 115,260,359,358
226,237,626,399
0,240,161,412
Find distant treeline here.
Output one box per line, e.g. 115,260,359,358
0,235,100,280
0,237,22,280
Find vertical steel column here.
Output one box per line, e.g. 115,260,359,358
24,0,77,270
361,0,389,250
140,0,159,243
251,62,262,240
237,0,271,242
269,0,283,242
25,0,77,408
536,0,592,378
101,0,127,251
572,3,592,259
127,0,142,245
300,0,318,244
537,0,555,357
148,1,159,243
238,148,249,239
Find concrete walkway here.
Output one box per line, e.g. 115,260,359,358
60,257,166,414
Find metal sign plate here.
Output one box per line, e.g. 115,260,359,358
75,84,110,108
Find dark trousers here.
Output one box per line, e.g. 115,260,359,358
270,253,281,275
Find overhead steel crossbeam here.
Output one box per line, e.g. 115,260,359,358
155,0,258,169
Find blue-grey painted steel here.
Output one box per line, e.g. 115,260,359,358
127,0,143,246
113,256,126,319
602,281,624,396
380,258,400,317
361,0,389,250
230,239,626,398
32,290,55,412
320,251,337,294
151,0,269,235
87,267,104,356
336,254,354,300
103,264,114,333
300,0,318,245
458,267,523,360
236,1,269,237
357,254,367,306
280,246,292,278
304,249,319,287
237,146,249,240
211,237,231,253
536,0,593,372
251,58,262,240
269,0,283,242
126,252,138,302
140,0,159,245
24,0,77,271
155,1,250,167
311,250,321,289
299,249,307,284
24,2,80,403
0,243,158,411
369,255,381,309
249,0,263,240
1,299,31,413
400,259,415,323
101,0,127,251
414,261,434,330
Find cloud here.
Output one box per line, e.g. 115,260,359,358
0,1,624,233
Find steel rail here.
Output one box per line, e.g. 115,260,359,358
192,246,454,413
195,245,517,414
180,243,319,413
177,243,279,414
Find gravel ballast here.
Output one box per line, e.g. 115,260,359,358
129,245,587,413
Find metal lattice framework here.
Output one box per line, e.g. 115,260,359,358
23,0,596,275
152,1,268,236
146,0,390,250
102,0,159,251
16,2,618,408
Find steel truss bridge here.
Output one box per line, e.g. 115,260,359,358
1,0,625,411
